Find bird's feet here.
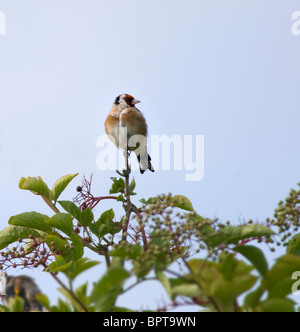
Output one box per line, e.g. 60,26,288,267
116,167,131,177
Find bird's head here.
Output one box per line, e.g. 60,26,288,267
114,94,141,110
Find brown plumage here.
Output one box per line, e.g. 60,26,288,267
105,94,154,174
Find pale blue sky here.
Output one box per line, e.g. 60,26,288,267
0,0,300,310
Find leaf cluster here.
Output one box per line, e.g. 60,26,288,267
0,175,299,312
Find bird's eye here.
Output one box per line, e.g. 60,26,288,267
125,97,133,104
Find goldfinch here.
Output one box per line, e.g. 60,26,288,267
4,275,43,311
105,94,154,174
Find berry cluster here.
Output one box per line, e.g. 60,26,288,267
0,237,54,272
266,185,300,246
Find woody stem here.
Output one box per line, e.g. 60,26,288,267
49,272,89,312
122,149,132,243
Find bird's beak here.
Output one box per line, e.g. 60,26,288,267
132,99,141,105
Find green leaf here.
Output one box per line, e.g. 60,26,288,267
74,282,91,310
58,200,81,221
0,305,10,312
113,306,135,312
52,173,79,202
57,286,88,312
220,275,257,308
68,259,99,280
156,271,172,299
49,257,99,280
244,286,265,310
19,176,52,200
45,234,83,262
9,212,51,233
256,298,295,312
117,194,125,202
89,209,119,239
91,266,130,312
268,277,296,299
286,233,300,256
172,195,194,211
234,245,268,277
89,223,109,239
171,283,202,300
36,294,51,311
70,233,84,261
133,259,152,278
188,256,257,308
57,288,80,312
110,244,142,259
48,255,68,272
109,177,125,194
80,207,94,227
263,254,300,293
168,277,204,302
8,297,24,312
45,213,74,236
53,298,72,312
0,225,41,250
129,177,136,195
207,224,274,247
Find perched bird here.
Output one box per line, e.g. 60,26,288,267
4,275,43,312
105,94,154,174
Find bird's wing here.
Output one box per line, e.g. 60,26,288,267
119,107,148,137
105,114,120,147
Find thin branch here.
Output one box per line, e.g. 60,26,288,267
49,272,89,312
104,250,111,268
121,149,132,243
74,174,118,211
121,277,156,295
133,205,148,251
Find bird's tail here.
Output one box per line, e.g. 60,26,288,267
137,154,155,174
